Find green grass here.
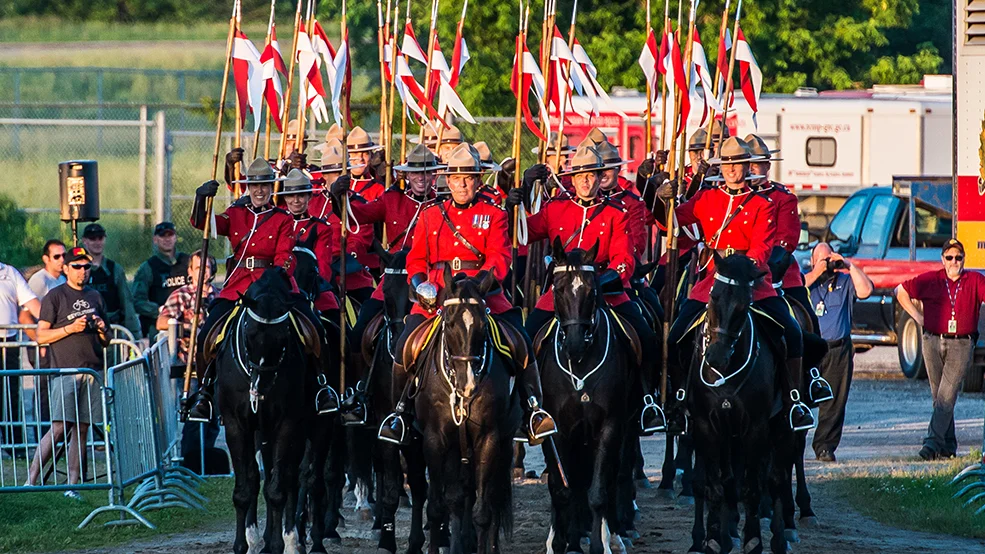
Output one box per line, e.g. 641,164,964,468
0,478,235,553
0,17,269,44
828,453,985,540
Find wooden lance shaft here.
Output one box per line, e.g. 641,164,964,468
277,0,304,163
182,7,238,407
419,0,440,142
295,0,317,155
339,0,350,393
386,2,400,191
710,0,743,157
644,0,652,156
703,0,737,153
511,11,525,308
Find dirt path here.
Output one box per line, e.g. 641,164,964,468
63,351,985,553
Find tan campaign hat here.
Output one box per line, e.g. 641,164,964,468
472,141,503,171
275,169,317,195
232,158,286,184
558,145,606,176
394,144,446,172
585,127,609,146
532,132,577,155
319,139,366,172
439,143,485,174
410,121,440,147
439,125,464,145
705,137,766,181
595,141,630,169
346,126,384,153
285,119,318,143
688,128,709,151
314,124,344,152
743,134,782,161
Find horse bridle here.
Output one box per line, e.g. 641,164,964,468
292,246,320,302
701,273,758,388
553,264,600,347
237,301,298,412
439,296,491,426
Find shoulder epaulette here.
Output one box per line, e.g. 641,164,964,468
771,182,792,195
604,196,627,212
478,196,506,211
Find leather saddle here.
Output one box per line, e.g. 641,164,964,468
361,310,387,367
200,303,323,364
400,314,530,376
532,309,642,367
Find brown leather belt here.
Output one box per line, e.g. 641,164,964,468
714,248,748,257
227,256,274,274
434,258,483,271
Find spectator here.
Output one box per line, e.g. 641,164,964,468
0,259,40,449
26,247,110,495
133,222,188,339
28,240,66,300
804,243,873,462
155,250,219,471
81,223,140,337
895,239,985,460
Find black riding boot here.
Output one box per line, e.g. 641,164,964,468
378,361,412,445
341,385,368,425
785,357,816,432
299,303,339,415
186,362,216,423
516,359,557,445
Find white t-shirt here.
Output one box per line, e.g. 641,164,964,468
0,263,37,337
28,269,66,300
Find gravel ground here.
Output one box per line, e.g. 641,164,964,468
62,347,985,554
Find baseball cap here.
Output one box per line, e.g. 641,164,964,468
65,246,93,264
82,223,106,239
942,239,965,256
154,221,176,236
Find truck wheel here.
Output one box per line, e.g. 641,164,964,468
964,366,984,393
896,310,926,380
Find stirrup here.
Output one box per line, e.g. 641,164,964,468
808,367,834,404
341,387,368,426
316,384,341,415
640,394,667,435
186,395,213,424
788,390,816,432
377,413,407,445
527,396,557,443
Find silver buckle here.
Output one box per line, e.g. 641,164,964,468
245,256,256,270
451,257,462,271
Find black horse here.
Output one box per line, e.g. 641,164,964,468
291,246,347,552
217,267,317,554
364,247,428,554
539,241,637,554
415,268,520,554
686,254,789,554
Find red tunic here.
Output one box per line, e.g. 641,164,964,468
526,195,634,311
306,190,376,292
291,214,339,311
757,181,804,289
406,197,512,315
607,177,649,257
348,187,434,301
352,177,385,202
676,186,777,303
192,200,295,302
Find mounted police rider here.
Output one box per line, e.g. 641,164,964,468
185,158,322,422
508,145,667,435
657,137,815,432
378,143,557,445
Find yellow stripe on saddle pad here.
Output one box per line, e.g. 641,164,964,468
288,313,308,349
679,311,707,343
750,306,781,327
609,310,632,342
421,314,442,350
486,315,512,359
213,305,242,347
344,297,359,328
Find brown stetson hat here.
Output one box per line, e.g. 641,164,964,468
285,119,318,143
531,132,577,155
346,126,384,153
472,141,503,171
743,134,782,161
232,157,287,184
318,140,366,172
707,137,767,165
394,144,447,173
438,143,485,175
439,125,464,145
275,169,317,196
557,145,606,176
595,141,630,169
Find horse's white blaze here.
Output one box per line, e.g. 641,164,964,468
572,274,585,295
601,518,613,554
461,310,474,333
258,356,265,366
245,524,261,554
546,524,555,554
283,528,301,554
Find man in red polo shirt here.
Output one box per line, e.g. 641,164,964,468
896,239,985,460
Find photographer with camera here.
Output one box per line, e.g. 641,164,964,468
804,242,873,462
27,247,111,496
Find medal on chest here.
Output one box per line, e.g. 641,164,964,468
472,214,490,230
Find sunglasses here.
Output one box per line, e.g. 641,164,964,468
945,255,964,262
69,263,92,271
50,253,64,260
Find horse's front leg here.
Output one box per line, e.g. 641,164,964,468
588,422,622,554
689,453,706,554
794,433,818,525
472,432,509,554
226,416,260,554
376,441,402,554
405,440,429,554
424,433,449,554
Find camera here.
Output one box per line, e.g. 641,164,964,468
826,258,847,271
84,315,100,333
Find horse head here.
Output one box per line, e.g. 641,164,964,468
704,253,765,372
292,242,321,302
381,247,412,333
438,264,497,399
239,267,300,373
551,237,601,363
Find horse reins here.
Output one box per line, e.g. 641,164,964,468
236,304,300,414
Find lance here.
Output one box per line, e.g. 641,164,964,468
294,0,317,155
400,0,413,168
536,0,555,162
549,0,578,174
435,0,470,149
233,1,244,195
419,0,440,141
709,0,743,157
378,0,390,148
675,5,698,189
386,0,400,191
277,0,304,164
181,0,238,411
660,0,696,407
260,0,279,160
644,0,653,156
511,0,526,308
339,0,350,393
658,0,670,152
700,0,731,155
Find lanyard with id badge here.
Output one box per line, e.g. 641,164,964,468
945,277,961,334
